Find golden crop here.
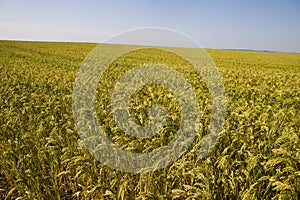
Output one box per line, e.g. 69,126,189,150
0,40,299,199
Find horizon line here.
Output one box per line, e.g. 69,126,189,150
1,38,299,54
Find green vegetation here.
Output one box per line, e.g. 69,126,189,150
1,40,299,199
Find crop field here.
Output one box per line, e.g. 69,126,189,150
0,40,299,199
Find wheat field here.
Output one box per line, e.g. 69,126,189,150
0,40,299,199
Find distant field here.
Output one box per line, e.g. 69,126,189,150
0,40,299,199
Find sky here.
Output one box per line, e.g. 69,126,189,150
0,0,300,52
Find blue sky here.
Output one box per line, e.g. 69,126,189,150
0,0,299,52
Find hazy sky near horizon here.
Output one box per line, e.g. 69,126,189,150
0,0,299,52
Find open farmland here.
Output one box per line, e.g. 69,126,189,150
0,40,299,199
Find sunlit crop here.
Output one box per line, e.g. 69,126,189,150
0,40,299,199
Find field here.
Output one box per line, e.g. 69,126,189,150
0,40,299,199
